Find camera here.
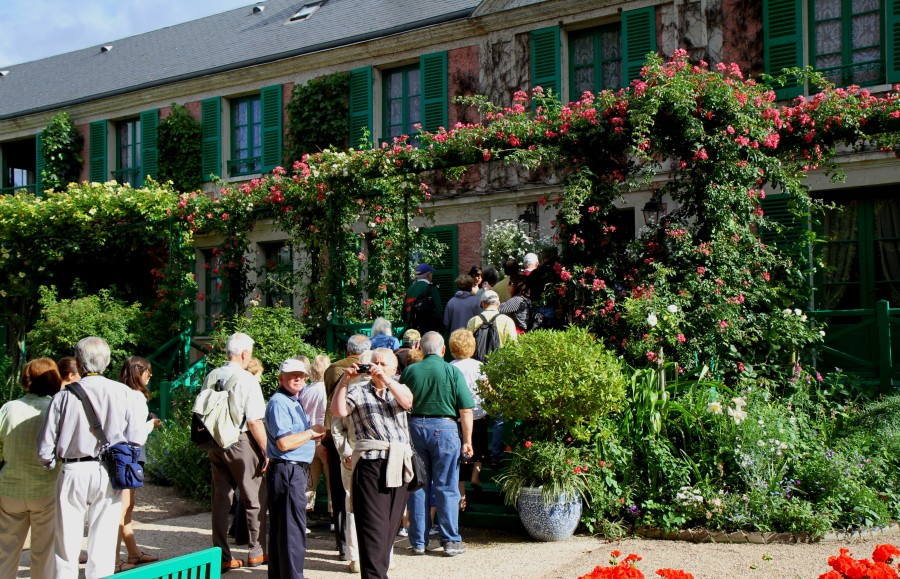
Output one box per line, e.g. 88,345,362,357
357,364,371,374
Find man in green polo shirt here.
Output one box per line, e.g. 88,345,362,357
400,331,473,557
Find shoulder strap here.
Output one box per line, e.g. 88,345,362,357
217,371,241,392
478,312,493,326
67,382,110,448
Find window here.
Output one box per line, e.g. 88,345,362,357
811,0,882,86
289,1,322,22
230,96,262,176
115,119,141,187
1,136,38,194
569,25,623,96
764,0,894,97
383,65,422,142
262,243,294,308
202,250,225,332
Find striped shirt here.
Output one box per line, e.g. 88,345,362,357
345,380,409,460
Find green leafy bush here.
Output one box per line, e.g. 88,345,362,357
481,327,627,440
480,219,551,271
157,103,202,192
26,286,144,375
284,72,350,161
40,112,84,192
207,306,318,396
144,387,211,501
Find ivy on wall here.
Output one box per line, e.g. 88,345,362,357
40,112,84,192
284,73,350,163
158,104,203,192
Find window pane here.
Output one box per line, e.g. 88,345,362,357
852,13,880,48
815,21,842,56
601,29,621,61
407,69,420,97
603,61,622,90
235,102,247,126
252,99,261,123
235,126,248,154
387,72,402,99
407,95,421,127
252,124,261,156
815,0,841,20
573,35,594,66
853,0,879,14
389,100,402,126
574,67,594,94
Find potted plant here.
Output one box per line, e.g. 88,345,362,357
496,440,598,541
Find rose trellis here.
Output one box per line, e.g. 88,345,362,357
2,50,900,376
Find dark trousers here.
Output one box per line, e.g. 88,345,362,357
267,461,309,579
322,438,347,554
352,458,409,579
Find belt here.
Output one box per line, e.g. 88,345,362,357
61,456,99,463
410,415,456,421
270,458,310,468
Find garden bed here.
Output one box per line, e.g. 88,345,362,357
634,523,900,544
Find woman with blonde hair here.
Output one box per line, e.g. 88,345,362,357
0,358,62,579
115,356,161,572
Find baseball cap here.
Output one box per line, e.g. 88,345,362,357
402,328,421,345
481,290,500,303
279,358,309,374
415,263,435,275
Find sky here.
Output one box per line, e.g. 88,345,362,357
0,0,254,67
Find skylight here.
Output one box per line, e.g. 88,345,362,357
289,2,323,22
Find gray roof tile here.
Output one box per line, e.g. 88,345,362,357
0,0,481,120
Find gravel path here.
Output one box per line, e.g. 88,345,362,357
15,482,895,578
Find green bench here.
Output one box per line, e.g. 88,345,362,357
105,547,221,579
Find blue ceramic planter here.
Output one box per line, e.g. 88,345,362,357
516,486,582,541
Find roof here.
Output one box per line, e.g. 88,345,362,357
0,0,481,120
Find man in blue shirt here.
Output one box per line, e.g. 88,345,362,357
265,358,326,579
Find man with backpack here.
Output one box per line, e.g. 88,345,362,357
199,332,268,572
402,263,444,334
465,290,517,362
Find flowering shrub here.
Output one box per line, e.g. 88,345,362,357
481,219,552,270
495,440,599,506
577,551,694,579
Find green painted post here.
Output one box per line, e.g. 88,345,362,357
158,380,170,422
877,300,892,391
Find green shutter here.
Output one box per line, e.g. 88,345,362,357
759,194,807,257
763,0,804,99
423,225,458,307
420,52,448,133
530,26,561,101
89,120,107,182
34,132,45,195
888,0,900,84
140,109,159,184
201,97,222,182
260,84,283,173
349,67,373,149
622,6,657,86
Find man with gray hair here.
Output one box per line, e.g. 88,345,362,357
37,336,148,579
323,334,371,560
401,332,473,557
201,332,268,572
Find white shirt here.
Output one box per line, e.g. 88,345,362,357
299,380,326,427
450,358,487,420
37,374,148,468
202,362,266,428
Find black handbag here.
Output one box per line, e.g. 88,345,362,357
67,382,144,490
408,445,427,492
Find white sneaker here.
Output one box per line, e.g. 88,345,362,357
398,527,408,537
348,561,360,573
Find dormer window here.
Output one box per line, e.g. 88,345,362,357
289,2,322,22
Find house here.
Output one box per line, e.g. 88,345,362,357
2,0,900,380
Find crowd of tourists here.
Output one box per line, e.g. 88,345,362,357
0,250,562,579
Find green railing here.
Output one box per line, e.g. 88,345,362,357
0,184,36,195
112,167,141,187
145,327,205,420
227,156,261,176
108,547,221,579
325,317,406,355
809,299,900,391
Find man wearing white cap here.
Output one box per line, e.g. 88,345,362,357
466,290,518,348
265,358,326,579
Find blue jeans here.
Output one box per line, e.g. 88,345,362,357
407,417,461,547
490,415,505,462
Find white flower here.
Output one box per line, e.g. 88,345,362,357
249,299,259,307
667,304,678,313
800,314,808,322
732,397,747,409
707,401,723,415
757,440,765,447
794,308,803,316
647,313,658,327
728,407,747,424
783,308,792,315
